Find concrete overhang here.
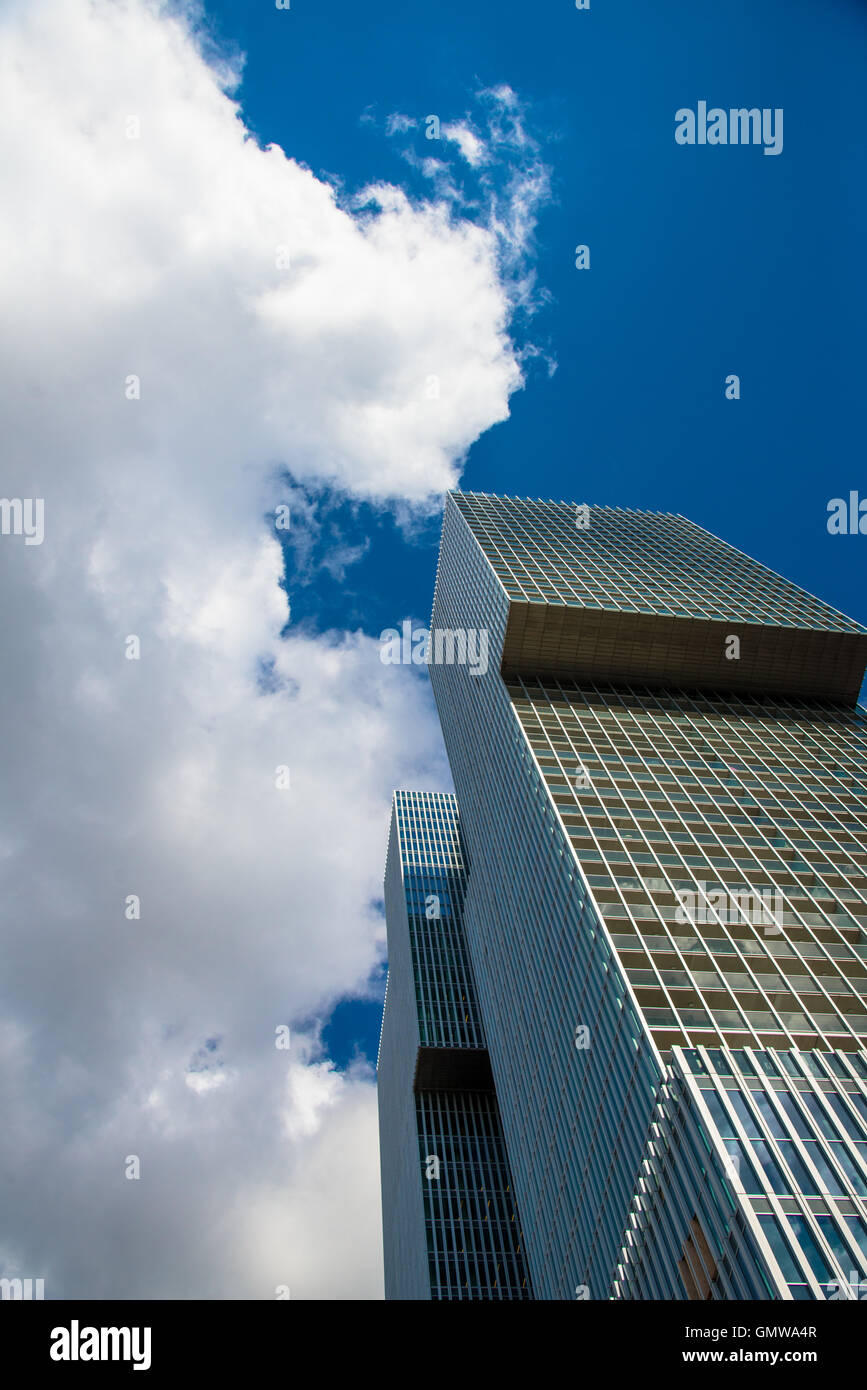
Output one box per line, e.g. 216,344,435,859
500,602,867,704
413,1046,495,1093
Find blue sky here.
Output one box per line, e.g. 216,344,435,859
200,0,867,1067
208,0,866,612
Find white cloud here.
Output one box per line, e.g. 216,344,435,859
0,0,548,1298
384,84,552,308
385,112,418,135
442,121,489,167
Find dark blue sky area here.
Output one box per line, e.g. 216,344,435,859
204,0,867,1065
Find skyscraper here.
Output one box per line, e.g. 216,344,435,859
378,492,867,1300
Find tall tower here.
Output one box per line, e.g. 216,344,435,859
379,492,867,1300
377,789,532,1298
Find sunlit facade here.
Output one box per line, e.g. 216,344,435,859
615,1044,867,1300
379,491,867,1299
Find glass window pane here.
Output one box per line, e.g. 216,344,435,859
843,1215,867,1276
830,1145,867,1197
799,1053,825,1079
849,1093,867,1128
729,1092,762,1139
751,1090,786,1139
708,1049,734,1076
821,1054,849,1080
704,1090,736,1139
801,1093,839,1140
800,1142,846,1197
776,1141,818,1195
816,1214,856,1274
757,1052,781,1077
826,1095,864,1142
776,1093,812,1140
786,1214,833,1283
758,1214,804,1284
723,1139,761,1194
750,1140,788,1194
732,1049,757,1076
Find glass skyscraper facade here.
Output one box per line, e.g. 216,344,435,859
615,1044,867,1300
378,492,867,1300
377,789,532,1298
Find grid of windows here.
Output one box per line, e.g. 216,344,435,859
417,1092,531,1299
378,489,867,1300
452,492,866,632
511,679,867,1053
392,790,484,1048
615,1046,867,1300
377,790,532,1298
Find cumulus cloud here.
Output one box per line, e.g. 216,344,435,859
0,0,549,1298
1,0,527,508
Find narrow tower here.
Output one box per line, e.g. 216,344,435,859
377,789,532,1298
